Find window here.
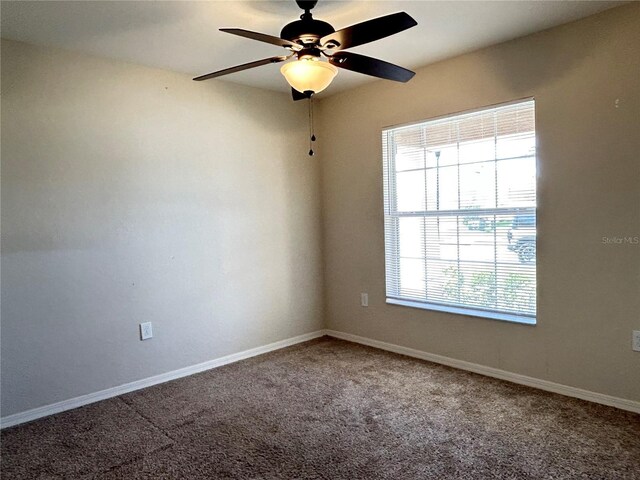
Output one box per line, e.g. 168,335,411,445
382,99,536,324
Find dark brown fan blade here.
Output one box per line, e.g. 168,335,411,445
291,88,309,101
320,12,416,51
193,55,290,81
220,28,302,51
328,51,415,82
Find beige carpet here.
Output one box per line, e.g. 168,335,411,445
2,337,639,479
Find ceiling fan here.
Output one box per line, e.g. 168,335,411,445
193,0,418,100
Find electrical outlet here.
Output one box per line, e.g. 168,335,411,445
361,293,369,307
633,330,640,352
140,322,153,341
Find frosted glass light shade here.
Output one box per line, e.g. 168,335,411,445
280,59,338,94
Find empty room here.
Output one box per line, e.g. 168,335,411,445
1,1,639,478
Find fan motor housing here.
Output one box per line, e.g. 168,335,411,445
280,18,334,45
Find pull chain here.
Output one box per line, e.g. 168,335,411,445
308,94,316,156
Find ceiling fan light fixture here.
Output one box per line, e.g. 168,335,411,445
280,58,338,95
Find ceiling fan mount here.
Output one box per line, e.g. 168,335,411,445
295,0,318,11
193,0,418,100
281,1,334,48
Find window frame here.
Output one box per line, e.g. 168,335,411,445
382,98,537,325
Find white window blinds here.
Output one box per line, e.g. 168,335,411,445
382,99,536,323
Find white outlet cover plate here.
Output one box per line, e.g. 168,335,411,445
361,293,369,307
633,330,640,352
140,322,153,341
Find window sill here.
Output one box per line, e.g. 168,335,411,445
386,298,536,325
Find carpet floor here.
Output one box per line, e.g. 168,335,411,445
2,337,639,479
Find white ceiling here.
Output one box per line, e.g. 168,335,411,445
0,0,626,97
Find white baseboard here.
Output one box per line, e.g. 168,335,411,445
325,329,640,414
4,328,637,429
0,330,326,429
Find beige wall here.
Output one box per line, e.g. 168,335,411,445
2,3,638,419
1,40,324,416
318,4,640,401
